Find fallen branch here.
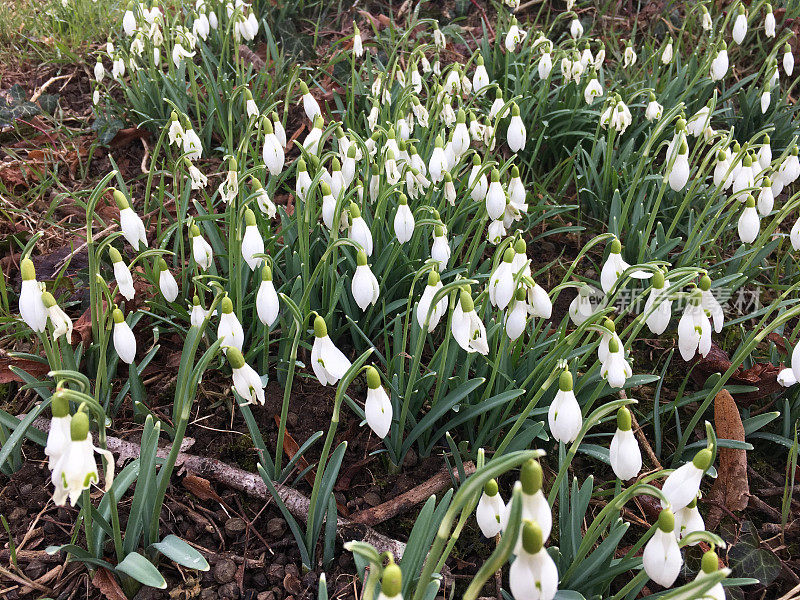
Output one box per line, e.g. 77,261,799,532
349,462,476,526
28,418,407,557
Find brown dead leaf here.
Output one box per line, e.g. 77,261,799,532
691,342,783,405
0,355,50,383
273,415,315,488
706,389,749,527
73,306,94,346
109,127,150,149
91,567,127,600
182,474,226,504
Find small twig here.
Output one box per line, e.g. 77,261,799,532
619,391,662,470
30,74,73,104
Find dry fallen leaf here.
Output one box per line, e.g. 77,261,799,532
91,567,128,600
0,356,50,383
706,389,749,527
182,474,226,504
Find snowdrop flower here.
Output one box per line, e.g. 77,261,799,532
342,146,357,188
701,6,713,31
792,339,800,383
394,194,415,243
226,347,265,405
428,136,448,184
674,496,705,543
732,6,747,45
732,154,755,199
505,18,527,52
377,560,402,600
364,365,392,438
19,258,47,333
694,551,726,600
570,17,583,39
507,103,526,151
348,203,373,257
487,220,506,245
189,224,213,271
433,25,446,49
485,169,506,221
123,9,137,36
352,22,363,57
476,478,505,538
112,56,126,80
668,139,690,192
568,285,597,325
678,289,712,361
443,172,457,206
778,367,797,387
217,296,244,353
509,519,559,600
451,110,471,158
416,270,447,332
764,4,776,37
109,247,135,301
319,182,337,231
645,93,663,122
661,447,713,511
468,156,489,201
112,308,136,364
538,51,553,79
761,87,772,114
262,119,285,176
472,55,490,93
758,135,772,171
218,157,239,204
51,410,114,507
172,43,195,69
644,270,672,335
250,178,276,218
501,459,553,545
157,258,179,302
451,289,489,355
113,189,147,251
699,275,724,333
489,247,516,310
710,43,729,81
193,12,210,40
661,37,673,64
94,59,105,83
687,104,711,137
584,74,603,105
45,393,71,470
189,295,213,329
241,208,264,270
548,370,582,444
600,98,632,134
300,82,321,121
623,42,636,67
256,265,279,327
504,289,529,340
601,336,632,389
527,280,552,319
643,510,682,588
784,43,794,76
579,43,593,68
609,407,641,480
186,160,208,190
597,318,622,364
431,225,451,270
41,292,72,343
311,315,351,385
791,218,800,251
738,196,760,244
600,238,651,293
295,159,312,201
352,251,380,311
303,115,324,156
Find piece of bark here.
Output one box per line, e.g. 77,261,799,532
348,463,475,526
706,389,749,527
27,418,406,558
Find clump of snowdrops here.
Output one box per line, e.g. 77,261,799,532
4,0,800,597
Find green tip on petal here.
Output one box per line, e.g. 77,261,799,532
51,390,70,418
559,369,573,392
484,478,498,497
381,563,402,598
21,258,36,281
314,315,328,337
521,519,544,554
227,347,246,369
702,551,719,574
617,406,632,431
608,336,620,354
245,208,257,226
70,411,90,441
692,448,713,471
221,297,234,314
113,189,129,210
366,365,381,389
520,459,543,495
699,275,711,291
658,509,675,533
